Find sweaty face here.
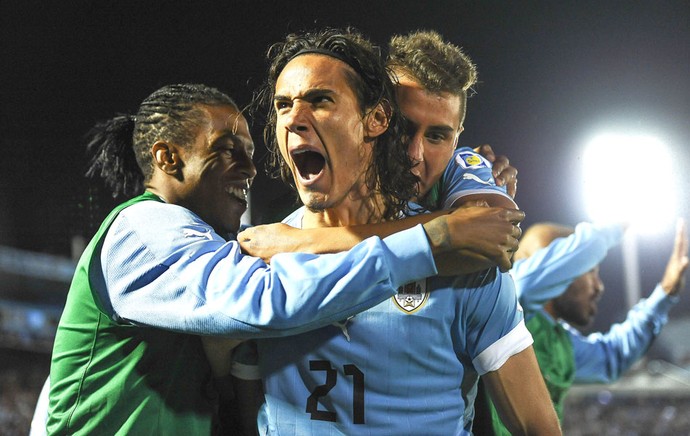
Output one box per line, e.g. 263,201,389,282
551,266,605,327
395,74,464,198
274,54,372,212
179,104,256,235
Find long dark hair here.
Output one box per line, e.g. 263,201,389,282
252,28,418,220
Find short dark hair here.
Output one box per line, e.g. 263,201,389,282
85,84,237,198
253,28,417,220
388,30,477,119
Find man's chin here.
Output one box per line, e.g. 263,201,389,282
299,192,330,211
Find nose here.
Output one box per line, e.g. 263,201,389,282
238,149,257,180
593,272,605,296
408,134,424,165
284,100,309,134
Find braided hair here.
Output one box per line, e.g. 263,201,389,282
85,84,237,198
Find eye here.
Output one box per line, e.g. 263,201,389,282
274,100,291,111
309,94,333,106
426,132,447,144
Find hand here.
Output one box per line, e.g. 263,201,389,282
660,218,689,296
474,144,518,199
238,223,303,263
423,205,525,273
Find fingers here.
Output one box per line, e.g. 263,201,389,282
503,208,526,226
661,218,690,295
674,218,689,261
497,256,512,273
474,144,496,162
492,156,518,199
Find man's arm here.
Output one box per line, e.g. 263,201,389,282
475,144,518,199
441,146,518,210
102,202,438,339
202,338,262,436
237,210,446,261
572,219,688,383
512,222,624,312
483,347,561,435
239,145,520,268
240,205,524,273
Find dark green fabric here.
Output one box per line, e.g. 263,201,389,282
485,312,574,434
48,192,217,435
420,179,443,210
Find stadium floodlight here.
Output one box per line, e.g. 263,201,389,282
582,133,677,235
582,133,678,308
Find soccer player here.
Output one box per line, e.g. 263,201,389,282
237,28,559,435
478,219,688,433
238,30,518,272
45,83,503,435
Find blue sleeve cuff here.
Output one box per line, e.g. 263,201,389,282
645,284,679,314
381,224,438,288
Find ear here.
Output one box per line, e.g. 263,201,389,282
453,125,464,148
151,141,181,175
363,100,390,140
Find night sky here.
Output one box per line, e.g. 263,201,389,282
2,0,689,331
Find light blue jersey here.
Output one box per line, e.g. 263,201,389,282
428,147,516,210
254,208,532,435
512,222,679,383
97,199,437,337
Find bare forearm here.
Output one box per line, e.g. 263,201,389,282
422,206,524,273
239,210,447,260
483,347,561,435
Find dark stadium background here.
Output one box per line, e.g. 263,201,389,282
1,1,689,433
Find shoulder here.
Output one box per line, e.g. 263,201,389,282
106,200,228,259
449,147,493,171
118,200,200,224
440,148,514,209
281,206,305,228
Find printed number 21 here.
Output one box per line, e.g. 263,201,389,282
306,360,365,424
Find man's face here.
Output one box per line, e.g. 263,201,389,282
274,54,371,211
179,104,256,235
551,266,605,326
395,74,464,198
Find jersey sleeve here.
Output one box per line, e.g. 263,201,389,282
439,147,516,210
570,285,678,383
458,271,533,375
100,201,437,339
512,222,624,312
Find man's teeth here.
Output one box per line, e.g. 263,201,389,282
226,186,248,201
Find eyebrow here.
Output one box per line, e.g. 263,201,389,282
274,88,336,102
214,132,254,153
426,125,456,134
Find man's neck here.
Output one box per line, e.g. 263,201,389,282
302,193,386,228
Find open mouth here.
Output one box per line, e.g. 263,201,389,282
292,150,326,181
226,186,248,206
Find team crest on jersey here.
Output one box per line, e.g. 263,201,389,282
393,279,429,314
456,151,489,169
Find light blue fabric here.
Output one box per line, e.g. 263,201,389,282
512,222,624,312
568,285,677,383
512,222,678,384
254,207,531,435
440,147,515,209
100,200,437,338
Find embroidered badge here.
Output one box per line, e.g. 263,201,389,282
456,151,489,169
393,279,429,314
